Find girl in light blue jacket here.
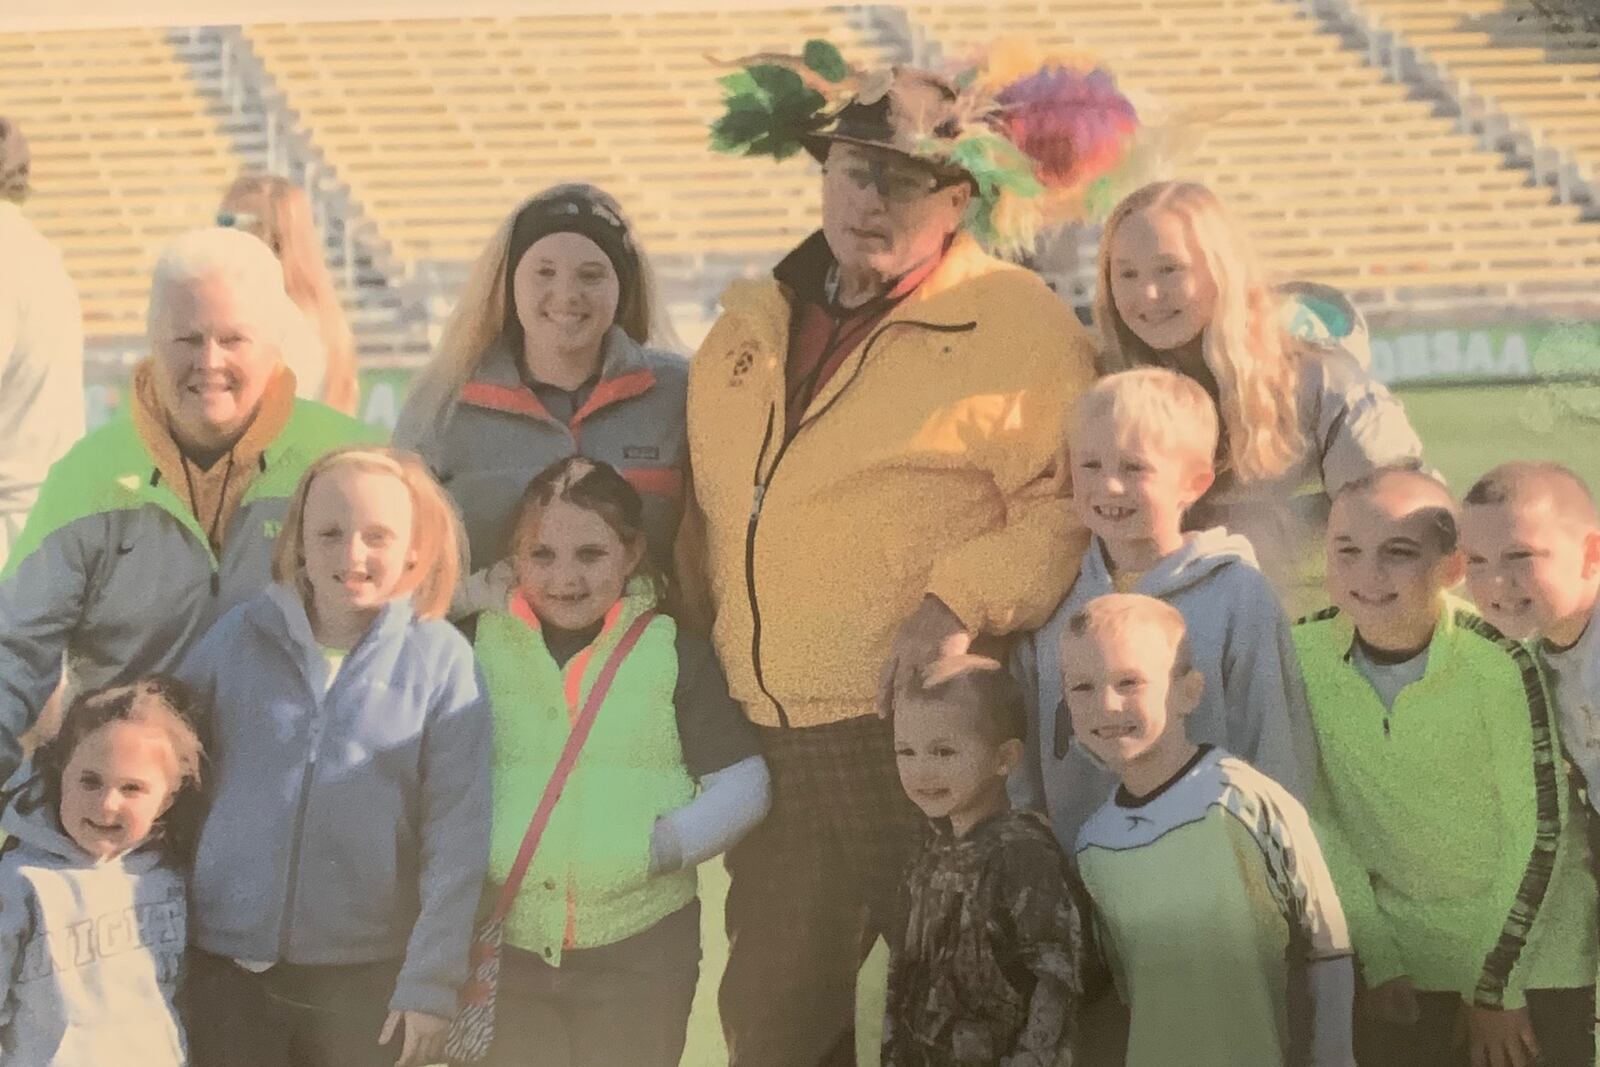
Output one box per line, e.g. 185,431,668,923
178,446,492,1067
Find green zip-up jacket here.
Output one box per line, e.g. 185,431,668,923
1294,598,1598,1009
0,401,371,783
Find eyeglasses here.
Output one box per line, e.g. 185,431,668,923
824,159,945,204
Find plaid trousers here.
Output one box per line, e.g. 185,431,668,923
720,714,924,1067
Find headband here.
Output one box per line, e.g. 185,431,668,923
503,193,639,334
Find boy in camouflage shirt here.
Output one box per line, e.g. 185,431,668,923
884,654,1086,1067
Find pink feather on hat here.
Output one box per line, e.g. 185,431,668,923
992,65,1138,190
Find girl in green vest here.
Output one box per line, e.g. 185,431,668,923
471,456,770,1067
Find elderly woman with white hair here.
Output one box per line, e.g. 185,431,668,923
0,226,371,784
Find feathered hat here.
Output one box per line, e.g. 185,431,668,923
708,39,1142,258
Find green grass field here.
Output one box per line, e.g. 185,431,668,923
1396,380,1600,492
671,379,1600,1067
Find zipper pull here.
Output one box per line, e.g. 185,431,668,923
307,708,325,766
210,571,220,596
1383,715,1391,739
749,484,767,523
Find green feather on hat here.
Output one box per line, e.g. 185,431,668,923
706,38,1142,259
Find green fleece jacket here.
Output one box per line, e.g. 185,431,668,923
1294,598,1597,1009
475,588,696,965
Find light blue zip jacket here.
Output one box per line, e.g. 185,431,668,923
0,783,185,1066
178,584,491,1018
1012,528,1318,854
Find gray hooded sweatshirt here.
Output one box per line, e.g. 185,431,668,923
0,785,185,1066
1011,528,1318,854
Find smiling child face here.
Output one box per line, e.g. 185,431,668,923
1061,618,1202,793
893,691,1017,837
1326,471,1462,653
59,721,177,862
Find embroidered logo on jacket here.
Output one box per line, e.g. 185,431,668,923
728,343,757,387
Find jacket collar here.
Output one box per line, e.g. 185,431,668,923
709,230,1017,434
130,358,297,483
1321,593,1476,685
115,361,298,560
259,581,414,659
771,229,835,303
461,326,657,425
502,579,660,712
727,229,1022,330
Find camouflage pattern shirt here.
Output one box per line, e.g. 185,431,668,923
883,808,1086,1067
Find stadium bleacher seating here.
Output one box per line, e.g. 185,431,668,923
1350,0,1600,196
243,12,901,289
0,28,238,341
6,2,1600,355
905,0,1600,316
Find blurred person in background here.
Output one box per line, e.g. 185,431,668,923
217,173,360,414
0,116,84,572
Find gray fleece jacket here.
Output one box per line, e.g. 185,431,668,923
394,326,689,605
0,785,186,1066
1011,528,1318,854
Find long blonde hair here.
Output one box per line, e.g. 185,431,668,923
1095,181,1300,483
272,446,462,620
219,174,360,415
395,184,678,455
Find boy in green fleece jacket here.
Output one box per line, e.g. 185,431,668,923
1296,466,1597,1067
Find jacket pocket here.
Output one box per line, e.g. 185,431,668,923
572,775,662,900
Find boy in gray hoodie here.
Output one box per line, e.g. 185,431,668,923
0,677,203,1067
1013,368,1317,854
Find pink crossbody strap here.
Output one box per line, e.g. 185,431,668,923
489,610,658,921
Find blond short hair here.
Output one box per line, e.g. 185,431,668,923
1333,464,1458,553
273,446,463,620
1075,367,1220,473
1064,593,1195,680
1464,460,1599,532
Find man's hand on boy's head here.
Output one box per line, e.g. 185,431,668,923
876,595,971,718
1459,1002,1539,1067
1359,976,1420,1026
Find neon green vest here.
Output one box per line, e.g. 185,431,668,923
475,591,696,964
